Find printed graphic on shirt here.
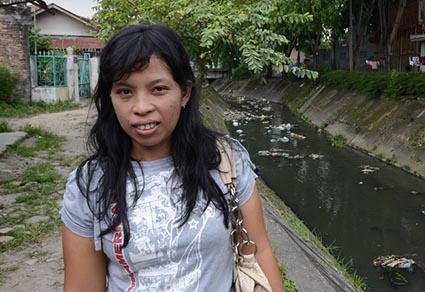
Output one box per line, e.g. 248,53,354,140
115,168,216,291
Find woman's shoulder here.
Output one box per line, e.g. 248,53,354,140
67,158,104,187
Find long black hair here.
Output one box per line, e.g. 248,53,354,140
77,23,230,247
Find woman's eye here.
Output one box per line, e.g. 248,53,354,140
117,89,131,95
153,86,167,93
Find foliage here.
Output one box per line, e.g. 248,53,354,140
329,133,347,147
320,70,425,99
232,63,253,80
21,162,62,184
91,0,318,82
0,100,79,118
0,162,64,252
2,125,65,158
70,45,82,55
0,64,20,103
281,0,346,66
29,27,51,54
279,263,299,292
0,121,13,133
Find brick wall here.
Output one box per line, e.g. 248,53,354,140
0,5,32,101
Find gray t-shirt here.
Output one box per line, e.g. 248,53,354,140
61,141,257,292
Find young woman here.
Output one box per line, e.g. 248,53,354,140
61,23,285,292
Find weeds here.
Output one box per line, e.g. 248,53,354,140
0,266,18,284
0,162,64,252
21,162,62,184
329,134,347,148
0,121,12,133
0,100,79,118
279,262,298,292
319,70,425,99
2,125,65,158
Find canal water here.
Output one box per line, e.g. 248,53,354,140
225,97,425,292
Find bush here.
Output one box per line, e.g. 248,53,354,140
0,64,20,103
232,63,253,81
319,70,425,99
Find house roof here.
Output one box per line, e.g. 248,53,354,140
50,36,104,49
31,2,104,49
33,3,91,25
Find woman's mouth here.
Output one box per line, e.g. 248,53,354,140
136,122,158,131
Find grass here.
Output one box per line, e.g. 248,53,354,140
0,121,13,133
1,125,65,158
279,262,298,292
0,266,18,284
328,133,347,148
409,125,425,151
0,100,80,118
0,162,64,252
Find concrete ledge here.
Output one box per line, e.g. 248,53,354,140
0,131,27,153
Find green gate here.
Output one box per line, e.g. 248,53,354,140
78,53,90,98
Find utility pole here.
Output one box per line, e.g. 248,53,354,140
349,0,353,71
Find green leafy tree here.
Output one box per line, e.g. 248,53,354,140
91,0,318,85
282,0,346,67
29,27,51,54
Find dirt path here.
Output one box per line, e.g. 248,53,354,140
0,102,96,292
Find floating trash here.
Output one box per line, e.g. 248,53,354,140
271,123,292,131
277,137,289,143
360,165,380,174
290,132,306,140
258,150,271,156
309,153,324,160
232,121,239,127
236,129,243,134
258,148,291,158
372,255,421,286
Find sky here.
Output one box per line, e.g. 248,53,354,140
47,0,97,18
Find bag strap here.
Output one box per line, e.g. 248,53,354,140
217,137,258,257
217,137,236,189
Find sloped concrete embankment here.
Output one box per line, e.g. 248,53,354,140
212,78,425,178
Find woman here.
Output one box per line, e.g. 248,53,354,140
61,23,284,292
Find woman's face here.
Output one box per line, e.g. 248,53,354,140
110,56,191,161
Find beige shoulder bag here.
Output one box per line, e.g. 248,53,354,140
218,138,273,292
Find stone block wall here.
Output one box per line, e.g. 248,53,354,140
0,5,32,101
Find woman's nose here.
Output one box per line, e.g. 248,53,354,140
132,92,155,115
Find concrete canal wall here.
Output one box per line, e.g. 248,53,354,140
212,79,425,179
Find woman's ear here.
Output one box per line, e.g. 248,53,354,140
181,85,192,108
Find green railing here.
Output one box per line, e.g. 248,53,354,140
34,55,67,87
78,53,90,97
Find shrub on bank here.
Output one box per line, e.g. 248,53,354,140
0,64,20,103
319,70,425,99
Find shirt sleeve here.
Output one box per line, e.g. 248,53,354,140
60,167,95,238
232,139,258,206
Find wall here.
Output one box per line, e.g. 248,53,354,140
213,78,425,178
36,9,92,37
0,5,32,101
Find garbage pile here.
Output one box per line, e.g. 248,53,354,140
225,95,325,162
372,255,424,286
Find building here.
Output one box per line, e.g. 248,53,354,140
318,0,425,72
32,3,104,55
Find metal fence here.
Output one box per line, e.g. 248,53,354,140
32,54,67,87
78,53,90,97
